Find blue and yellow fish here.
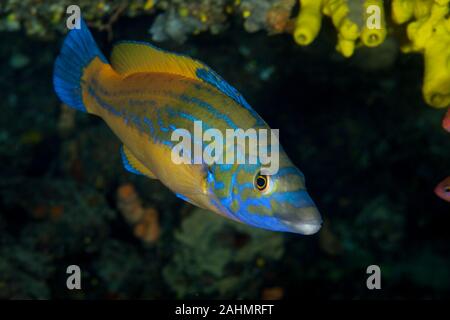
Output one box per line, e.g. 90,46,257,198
53,19,323,235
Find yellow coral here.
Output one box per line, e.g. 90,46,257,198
360,0,387,47
413,0,434,19
393,0,450,108
291,0,450,108
336,34,356,57
321,0,387,56
293,0,323,46
322,0,361,57
144,0,154,11
402,0,450,108
422,19,450,108
392,0,414,24
407,1,448,50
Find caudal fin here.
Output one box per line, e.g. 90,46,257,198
53,18,107,112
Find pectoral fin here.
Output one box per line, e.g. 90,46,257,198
120,145,157,179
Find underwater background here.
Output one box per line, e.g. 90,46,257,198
0,0,449,299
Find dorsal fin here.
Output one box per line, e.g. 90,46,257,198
195,67,254,112
110,41,255,112
111,41,205,79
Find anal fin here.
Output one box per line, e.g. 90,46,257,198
175,192,207,209
120,145,157,179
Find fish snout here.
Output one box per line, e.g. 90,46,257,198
277,206,323,235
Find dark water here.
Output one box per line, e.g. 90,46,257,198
0,15,449,299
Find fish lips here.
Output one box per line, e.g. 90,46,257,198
273,189,323,235
276,206,323,235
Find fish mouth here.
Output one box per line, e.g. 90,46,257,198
284,219,323,235
277,206,323,235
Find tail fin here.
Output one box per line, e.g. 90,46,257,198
53,18,107,112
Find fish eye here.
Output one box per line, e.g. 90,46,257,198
255,174,268,191
444,186,450,194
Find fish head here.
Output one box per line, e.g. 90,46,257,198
435,177,450,202
210,157,322,235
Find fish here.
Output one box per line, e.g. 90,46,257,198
443,108,450,132
53,18,323,235
434,177,450,202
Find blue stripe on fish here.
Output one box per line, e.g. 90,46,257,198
120,146,145,176
143,116,155,136
272,190,315,208
214,181,225,189
195,68,266,126
179,94,238,129
165,107,210,128
195,68,252,112
87,86,122,117
277,167,305,178
157,109,170,132
218,164,233,171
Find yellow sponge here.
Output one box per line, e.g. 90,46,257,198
294,0,324,46
360,0,387,47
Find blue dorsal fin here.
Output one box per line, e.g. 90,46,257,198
120,146,156,179
195,68,255,112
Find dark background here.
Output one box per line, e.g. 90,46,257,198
0,9,449,299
